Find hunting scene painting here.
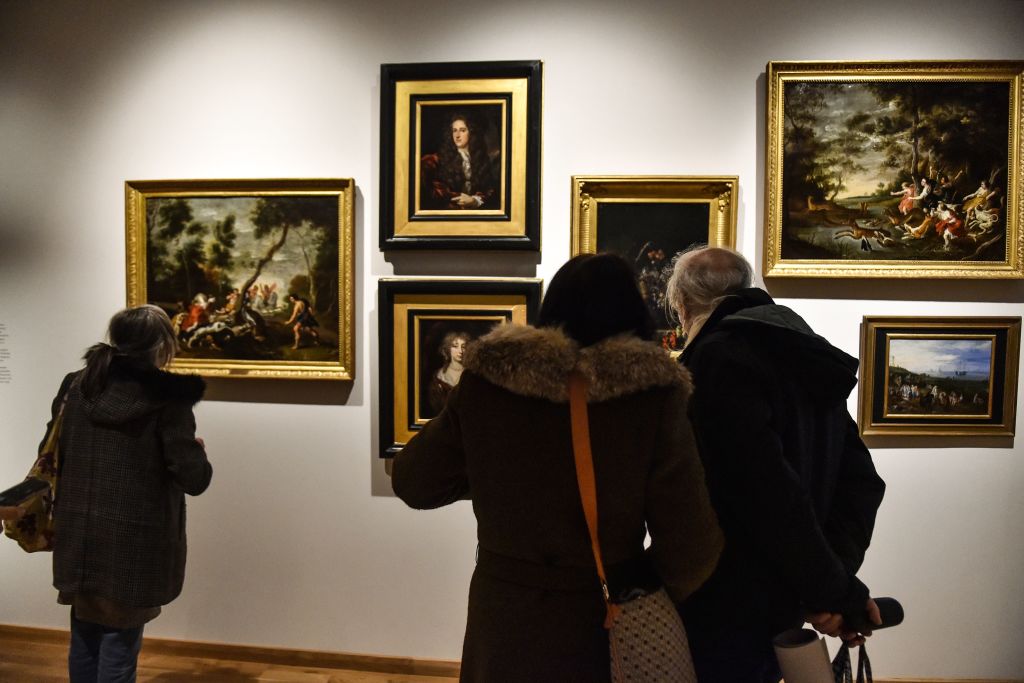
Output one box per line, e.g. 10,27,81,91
886,337,994,418
782,80,1009,262
127,180,355,380
766,62,1024,277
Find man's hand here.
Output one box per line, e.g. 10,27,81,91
807,611,843,637
808,597,881,647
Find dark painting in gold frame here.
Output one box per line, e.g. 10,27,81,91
570,176,737,351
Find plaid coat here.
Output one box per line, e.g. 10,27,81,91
50,357,211,609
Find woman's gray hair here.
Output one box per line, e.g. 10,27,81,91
108,304,178,368
81,305,178,397
666,245,753,323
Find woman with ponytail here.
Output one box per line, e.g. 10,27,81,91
44,305,212,682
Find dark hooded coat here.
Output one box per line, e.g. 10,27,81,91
49,357,212,610
677,288,885,646
392,324,723,683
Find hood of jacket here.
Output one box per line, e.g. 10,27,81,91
80,357,206,425
684,288,859,401
463,323,691,403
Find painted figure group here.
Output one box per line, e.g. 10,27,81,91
889,373,987,414
168,282,320,352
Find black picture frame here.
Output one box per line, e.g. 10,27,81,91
379,60,542,251
378,278,542,457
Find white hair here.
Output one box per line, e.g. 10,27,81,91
666,246,753,333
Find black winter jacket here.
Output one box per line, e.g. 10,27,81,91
50,358,212,609
678,288,885,642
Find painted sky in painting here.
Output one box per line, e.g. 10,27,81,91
890,337,992,379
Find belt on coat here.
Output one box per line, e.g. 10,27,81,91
476,547,657,596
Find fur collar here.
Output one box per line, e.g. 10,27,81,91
108,356,206,406
464,324,691,403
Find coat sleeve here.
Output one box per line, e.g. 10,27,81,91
645,385,724,603
391,382,469,509
823,417,885,574
688,342,869,617
158,401,212,496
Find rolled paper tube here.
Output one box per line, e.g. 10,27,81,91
772,628,833,683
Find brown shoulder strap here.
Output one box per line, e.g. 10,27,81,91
568,370,620,629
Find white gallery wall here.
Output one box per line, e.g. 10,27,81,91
1,0,1022,677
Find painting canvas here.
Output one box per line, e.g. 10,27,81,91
380,60,542,250
415,315,509,421
765,61,1024,278
571,177,738,351
126,179,355,380
378,279,542,457
885,337,994,417
416,102,507,214
860,317,1021,436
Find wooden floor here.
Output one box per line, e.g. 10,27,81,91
0,626,460,682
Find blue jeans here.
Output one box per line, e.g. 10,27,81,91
68,611,145,683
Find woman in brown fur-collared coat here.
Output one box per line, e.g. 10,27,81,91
392,254,723,682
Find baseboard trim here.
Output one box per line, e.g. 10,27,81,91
0,624,461,678
3,625,1018,683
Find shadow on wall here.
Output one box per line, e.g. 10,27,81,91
765,278,1024,304
203,378,353,405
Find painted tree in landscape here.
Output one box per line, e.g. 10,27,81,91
820,112,871,201
783,82,830,221
241,197,338,326
147,199,238,305
867,82,1008,188
148,199,203,304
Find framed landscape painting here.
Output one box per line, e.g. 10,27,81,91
126,179,355,380
570,176,738,351
378,278,542,457
860,316,1021,436
379,60,542,250
765,61,1024,278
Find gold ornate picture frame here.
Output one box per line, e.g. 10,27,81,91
860,316,1021,437
378,278,542,457
570,175,738,350
765,60,1024,279
380,60,542,250
126,179,356,380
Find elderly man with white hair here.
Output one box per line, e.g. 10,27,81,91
667,246,886,682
